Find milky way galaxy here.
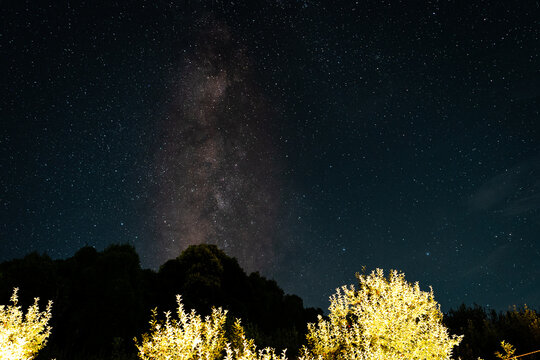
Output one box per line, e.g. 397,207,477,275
149,18,282,272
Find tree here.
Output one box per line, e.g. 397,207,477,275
300,268,463,360
0,288,53,360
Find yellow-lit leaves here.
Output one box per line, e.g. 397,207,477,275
495,341,516,360
135,295,227,360
135,295,287,360
0,288,53,360
224,319,287,360
300,269,463,360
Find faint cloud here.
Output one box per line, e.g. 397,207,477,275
469,155,540,216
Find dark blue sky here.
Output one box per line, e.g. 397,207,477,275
1,0,539,312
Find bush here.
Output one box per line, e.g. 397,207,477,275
134,294,227,360
0,288,53,360
135,294,287,360
224,318,287,360
300,269,463,360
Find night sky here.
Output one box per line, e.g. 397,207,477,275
1,1,539,312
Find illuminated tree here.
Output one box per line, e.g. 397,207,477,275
0,288,53,360
135,295,287,360
300,269,463,360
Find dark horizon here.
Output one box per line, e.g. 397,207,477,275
3,241,538,315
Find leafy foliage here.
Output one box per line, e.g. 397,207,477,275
135,295,287,360
224,318,287,360
495,341,516,360
300,268,462,360
135,294,227,360
0,288,53,360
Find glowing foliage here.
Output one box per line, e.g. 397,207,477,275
135,295,286,360
224,319,287,360
495,341,516,360
135,294,227,360
0,288,53,360
300,269,463,360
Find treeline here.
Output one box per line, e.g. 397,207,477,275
0,243,539,360
445,303,540,360
0,244,321,360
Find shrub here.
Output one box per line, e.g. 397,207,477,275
224,319,287,360
135,295,287,360
0,288,53,360
300,269,463,360
134,294,227,360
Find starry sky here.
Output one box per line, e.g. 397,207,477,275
1,0,539,312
